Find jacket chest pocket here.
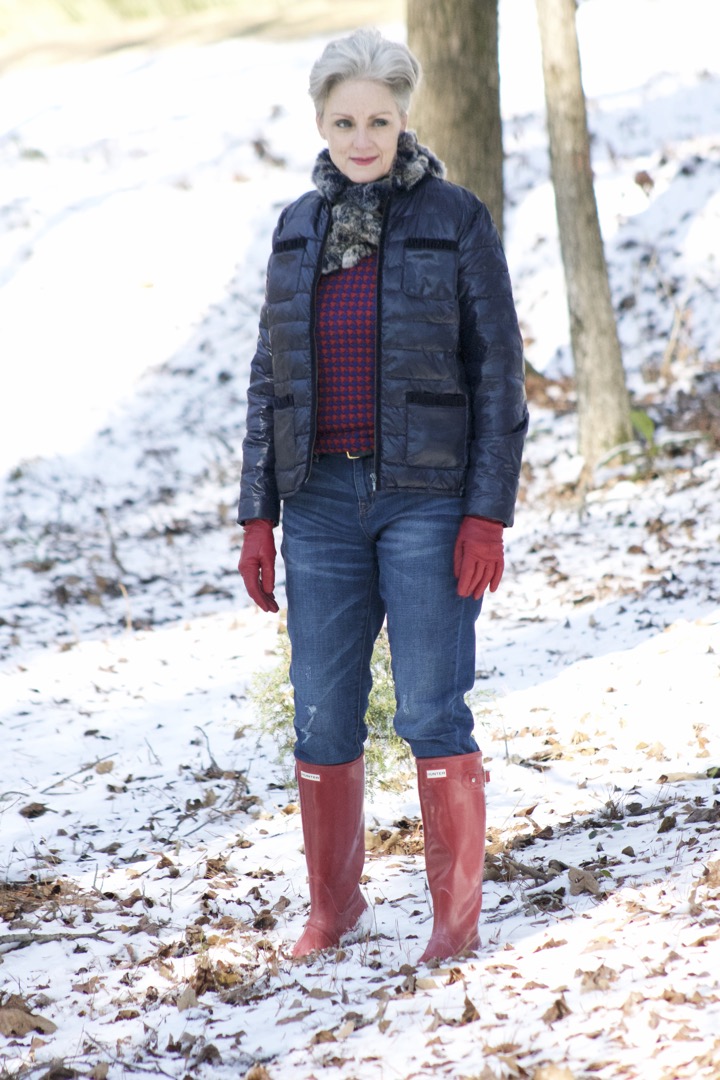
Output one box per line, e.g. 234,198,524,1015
267,239,307,303
402,239,458,300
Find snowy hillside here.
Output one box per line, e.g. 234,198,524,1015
1,1,719,1078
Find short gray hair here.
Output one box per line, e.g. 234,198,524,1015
309,28,421,118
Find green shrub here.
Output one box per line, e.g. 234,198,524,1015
250,619,414,791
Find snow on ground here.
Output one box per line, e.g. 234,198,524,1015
1,1,720,1077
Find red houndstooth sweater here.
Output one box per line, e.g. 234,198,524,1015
314,254,376,456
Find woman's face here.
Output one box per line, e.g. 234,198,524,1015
316,78,407,183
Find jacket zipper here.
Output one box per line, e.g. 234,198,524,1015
305,205,333,483
373,195,393,491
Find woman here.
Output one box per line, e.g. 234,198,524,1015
238,28,527,962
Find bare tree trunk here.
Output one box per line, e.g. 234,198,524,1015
407,0,504,238
535,0,632,468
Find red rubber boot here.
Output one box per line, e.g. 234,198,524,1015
292,754,368,957
417,751,488,963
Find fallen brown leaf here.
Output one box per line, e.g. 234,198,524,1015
71,976,102,995
578,964,618,992
542,997,572,1025
243,1066,272,1080
534,938,567,952
568,867,602,896
277,1009,312,1025
701,861,720,893
634,169,654,193
0,1005,57,1036
310,1028,337,1044
688,930,720,948
461,995,480,1024
662,771,706,783
534,1065,577,1080
252,909,277,930
114,1008,140,1021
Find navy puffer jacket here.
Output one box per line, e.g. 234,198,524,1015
238,173,528,527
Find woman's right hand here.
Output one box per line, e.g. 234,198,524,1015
238,519,279,613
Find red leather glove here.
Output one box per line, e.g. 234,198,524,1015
238,519,279,613
454,516,505,599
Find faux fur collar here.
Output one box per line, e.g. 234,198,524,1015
312,130,445,274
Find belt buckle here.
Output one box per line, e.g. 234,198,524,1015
346,450,365,459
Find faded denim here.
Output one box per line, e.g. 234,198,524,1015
281,455,483,765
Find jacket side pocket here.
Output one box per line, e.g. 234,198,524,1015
406,391,467,469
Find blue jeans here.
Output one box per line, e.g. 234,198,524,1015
280,455,483,765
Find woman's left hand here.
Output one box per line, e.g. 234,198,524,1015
453,516,505,599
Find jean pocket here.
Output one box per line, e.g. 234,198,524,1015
406,391,467,468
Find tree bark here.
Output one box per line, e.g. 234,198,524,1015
407,0,504,238
535,0,632,468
